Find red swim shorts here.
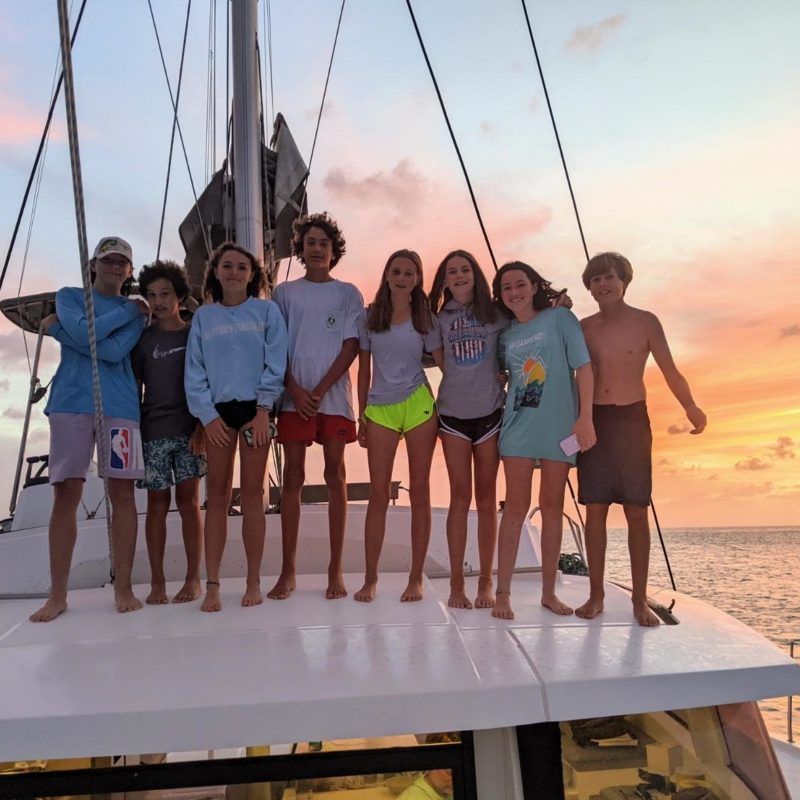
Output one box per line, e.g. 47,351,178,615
276,411,357,446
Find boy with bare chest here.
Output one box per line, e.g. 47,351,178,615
575,252,706,626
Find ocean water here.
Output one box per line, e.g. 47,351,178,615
598,525,800,739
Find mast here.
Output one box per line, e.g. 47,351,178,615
230,0,264,258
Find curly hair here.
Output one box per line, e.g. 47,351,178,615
138,260,190,301
582,251,633,293
429,249,498,325
492,261,563,317
367,249,433,335
290,211,346,269
203,242,266,302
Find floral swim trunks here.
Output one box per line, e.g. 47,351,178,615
137,434,207,491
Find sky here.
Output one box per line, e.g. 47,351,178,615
0,0,798,528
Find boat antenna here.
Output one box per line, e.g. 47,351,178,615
520,0,589,263
284,0,347,283
56,0,115,582
404,0,498,271
0,0,88,294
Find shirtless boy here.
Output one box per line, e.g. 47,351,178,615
269,212,363,600
575,252,706,626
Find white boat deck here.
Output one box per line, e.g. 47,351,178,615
1,572,798,763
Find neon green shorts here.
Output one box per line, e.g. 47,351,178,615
364,383,436,434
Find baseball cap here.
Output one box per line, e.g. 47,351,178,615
93,236,133,263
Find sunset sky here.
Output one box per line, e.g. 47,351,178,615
0,1,797,528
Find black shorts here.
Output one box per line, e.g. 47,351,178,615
438,408,502,445
577,402,652,508
215,399,257,431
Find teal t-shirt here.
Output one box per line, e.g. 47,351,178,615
498,307,590,463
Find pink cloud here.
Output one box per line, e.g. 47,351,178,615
566,15,626,53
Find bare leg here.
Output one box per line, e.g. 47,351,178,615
322,439,348,599
173,478,203,602
441,433,473,608
473,434,500,608
29,479,83,622
492,457,534,620
144,488,171,604
268,441,305,599
107,478,143,613
401,416,438,602
575,503,608,619
624,503,660,626
201,433,237,612
538,460,572,616
354,421,400,602
238,431,270,607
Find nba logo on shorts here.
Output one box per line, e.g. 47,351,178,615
109,427,130,470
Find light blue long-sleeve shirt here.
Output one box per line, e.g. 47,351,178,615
45,287,146,420
184,297,288,426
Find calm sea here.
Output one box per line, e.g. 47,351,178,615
600,525,800,739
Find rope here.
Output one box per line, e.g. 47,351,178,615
649,497,677,591
156,0,193,261
520,0,589,262
205,0,217,185
146,0,211,259
0,0,88,294
284,0,347,283
404,0,498,270
225,0,232,242
56,0,115,581
266,0,275,127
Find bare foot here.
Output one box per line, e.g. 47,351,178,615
241,582,263,607
447,586,473,609
326,573,348,600
491,591,514,620
541,593,573,616
29,597,67,623
474,576,495,609
201,583,222,612
115,587,143,614
575,596,604,620
401,577,424,603
634,602,661,627
146,582,169,605
267,572,296,600
354,578,378,603
172,579,201,603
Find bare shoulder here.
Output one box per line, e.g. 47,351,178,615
625,305,661,328
580,311,601,329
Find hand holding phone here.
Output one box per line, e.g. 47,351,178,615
559,433,580,456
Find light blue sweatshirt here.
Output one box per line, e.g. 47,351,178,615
184,297,288,426
45,287,146,421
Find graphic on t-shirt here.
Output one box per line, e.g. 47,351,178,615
324,313,338,330
513,355,547,410
152,344,186,360
109,427,130,470
448,311,486,365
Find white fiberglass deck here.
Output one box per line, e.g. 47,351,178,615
0,572,798,762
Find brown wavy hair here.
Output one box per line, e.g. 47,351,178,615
291,211,346,269
492,261,563,317
138,260,190,302
203,242,266,302
429,249,498,325
366,249,433,334
582,251,633,294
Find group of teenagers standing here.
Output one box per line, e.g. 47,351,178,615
30,212,706,628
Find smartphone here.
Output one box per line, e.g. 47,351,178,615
559,433,580,456
243,427,255,447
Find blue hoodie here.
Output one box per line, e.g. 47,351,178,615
184,297,288,426
45,287,146,420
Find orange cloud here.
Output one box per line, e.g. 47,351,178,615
565,15,626,53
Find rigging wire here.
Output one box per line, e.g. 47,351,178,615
0,0,88,294
520,0,589,263
284,0,347,283
225,0,231,242
404,0,497,271
146,0,212,259
155,0,193,262
265,0,275,128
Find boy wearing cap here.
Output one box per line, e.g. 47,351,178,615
576,252,706,627
30,236,149,622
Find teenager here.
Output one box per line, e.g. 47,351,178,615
132,261,206,605
354,249,443,603
576,252,706,626
30,236,148,622
491,262,596,621
429,250,508,609
185,243,287,612
270,212,363,600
